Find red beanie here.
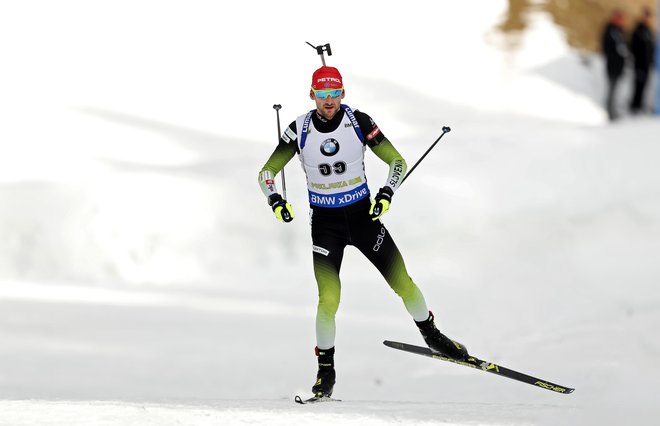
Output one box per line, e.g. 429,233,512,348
311,66,343,90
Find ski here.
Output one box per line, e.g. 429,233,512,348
384,340,574,394
294,395,341,404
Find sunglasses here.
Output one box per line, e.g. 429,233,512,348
312,87,343,98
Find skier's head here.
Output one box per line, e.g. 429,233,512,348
311,66,343,90
310,66,345,120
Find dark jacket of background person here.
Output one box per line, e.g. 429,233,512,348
630,15,655,70
629,10,655,112
602,21,627,78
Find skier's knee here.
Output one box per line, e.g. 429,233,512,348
318,292,340,317
391,277,416,300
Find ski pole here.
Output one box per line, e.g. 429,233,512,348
371,127,451,218
273,104,287,200
305,41,332,66
400,126,451,186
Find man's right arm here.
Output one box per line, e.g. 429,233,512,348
258,121,298,201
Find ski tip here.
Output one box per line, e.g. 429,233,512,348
551,386,575,395
295,394,341,404
554,386,575,395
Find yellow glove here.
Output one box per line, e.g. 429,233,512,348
269,194,294,223
369,187,393,221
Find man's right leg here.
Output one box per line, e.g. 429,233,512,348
311,223,346,397
313,247,344,350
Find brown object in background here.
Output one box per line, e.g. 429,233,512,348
498,0,656,53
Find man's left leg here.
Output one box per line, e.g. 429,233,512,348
355,221,429,321
355,221,468,359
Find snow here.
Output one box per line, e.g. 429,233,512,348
0,399,582,426
1,1,659,425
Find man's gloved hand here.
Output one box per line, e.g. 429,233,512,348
268,193,294,223
369,186,393,221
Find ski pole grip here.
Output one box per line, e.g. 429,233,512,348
400,126,452,185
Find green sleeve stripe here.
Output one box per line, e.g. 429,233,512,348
370,138,402,163
261,142,297,175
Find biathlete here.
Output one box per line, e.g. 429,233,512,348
258,66,467,398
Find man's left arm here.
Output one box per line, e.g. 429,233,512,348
368,139,408,220
370,140,408,193
354,110,408,219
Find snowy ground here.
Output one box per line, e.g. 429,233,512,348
1,1,660,425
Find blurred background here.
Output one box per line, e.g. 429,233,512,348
0,1,659,424
0,0,657,288
498,0,657,52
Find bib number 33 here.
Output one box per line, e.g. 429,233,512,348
319,161,347,176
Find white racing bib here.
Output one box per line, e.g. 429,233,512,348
297,105,369,208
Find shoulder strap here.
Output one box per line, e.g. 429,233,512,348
340,104,365,143
299,110,315,150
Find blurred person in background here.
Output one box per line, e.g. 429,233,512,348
629,7,656,114
601,9,627,121
258,66,468,399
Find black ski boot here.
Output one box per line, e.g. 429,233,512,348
415,312,468,360
311,346,335,397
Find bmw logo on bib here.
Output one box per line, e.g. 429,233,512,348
320,138,340,156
